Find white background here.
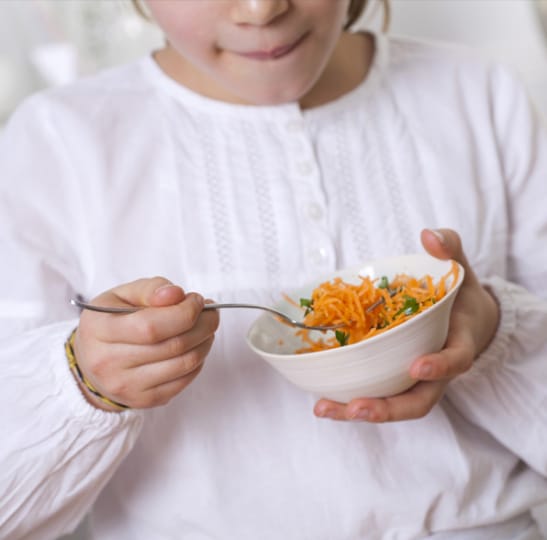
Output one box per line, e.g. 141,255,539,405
0,0,545,538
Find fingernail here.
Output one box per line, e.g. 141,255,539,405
418,362,432,378
431,229,445,245
154,283,175,293
317,407,334,418
350,408,371,420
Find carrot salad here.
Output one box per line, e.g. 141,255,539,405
293,260,459,353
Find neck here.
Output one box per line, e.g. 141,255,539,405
299,31,373,109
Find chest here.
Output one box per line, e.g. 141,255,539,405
84,106,508,300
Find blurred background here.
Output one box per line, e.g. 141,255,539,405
0,0,546,538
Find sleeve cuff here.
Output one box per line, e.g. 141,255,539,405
471,275,517,372
52,320,144,426
444,276,547,472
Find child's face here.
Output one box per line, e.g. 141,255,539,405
145,0,352,106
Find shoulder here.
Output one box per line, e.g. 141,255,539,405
377,33,528,118
384,34,494,78
384,33,526,96
47,57,155,101
6,57,158,134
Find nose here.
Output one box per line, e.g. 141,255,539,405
231,0,290,26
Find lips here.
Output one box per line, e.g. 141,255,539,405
237,33,308,61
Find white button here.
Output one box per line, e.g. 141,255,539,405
306,203,323,220
308,247,328,265
297,162,314,176
285,119,305,133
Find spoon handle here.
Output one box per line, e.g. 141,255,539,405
70,300,277,315
69,299,342,331
70,299,139,313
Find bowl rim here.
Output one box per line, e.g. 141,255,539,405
246,254,465,360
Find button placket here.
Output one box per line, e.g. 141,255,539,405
283,114,335,274
306,202,323,221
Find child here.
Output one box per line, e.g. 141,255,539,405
1,0,546,538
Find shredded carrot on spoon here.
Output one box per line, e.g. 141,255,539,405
294,260,459,353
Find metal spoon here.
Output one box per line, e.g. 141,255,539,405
70,298,344,332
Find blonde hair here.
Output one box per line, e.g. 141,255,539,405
131,0,390,31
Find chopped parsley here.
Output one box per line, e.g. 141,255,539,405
378,276,390,289
395,296,420,317
335,330,350,347
300,297,314,316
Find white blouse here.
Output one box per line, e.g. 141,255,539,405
1,33,546,540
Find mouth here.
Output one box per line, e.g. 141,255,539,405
237,33,308,61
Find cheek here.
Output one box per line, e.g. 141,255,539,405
146,2,213,51
319,3,350,34
166,24,213,59
305,0,350,25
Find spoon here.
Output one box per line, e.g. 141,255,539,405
70,298,345,332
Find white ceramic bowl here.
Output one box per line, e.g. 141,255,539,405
246,254,464,402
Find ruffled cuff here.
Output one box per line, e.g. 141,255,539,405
465,275,517,374
2,319,144,431
445,276,547,473
0,320,144,538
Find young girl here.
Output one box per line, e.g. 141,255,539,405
1,1,546,538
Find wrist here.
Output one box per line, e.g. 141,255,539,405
65,328,130,413
69,363,123,413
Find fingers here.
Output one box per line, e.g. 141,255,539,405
74,277,221,410
75,314,217,409
314,380,447,423
312,327,474,423
84,293,216,344
88,314,219,369
313,325,474,423
135,336,215,390
420,228,461,261
126,364,205,409
94,337,214,408
420,228,478,287
409,319,475,380
144,367,204,408
97,276,186,310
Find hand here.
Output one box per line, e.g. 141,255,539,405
313,228,500,423
73,277,220,411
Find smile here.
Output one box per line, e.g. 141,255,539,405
237,33,308,61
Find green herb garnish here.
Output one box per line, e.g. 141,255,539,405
378,276,390,289
335,330,350,347
300,297,314,316
395,295,420,317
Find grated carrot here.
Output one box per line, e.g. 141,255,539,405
294,260,459,353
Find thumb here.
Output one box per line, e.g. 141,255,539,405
420,228,474,285
111,277,185,308
420,228,463,260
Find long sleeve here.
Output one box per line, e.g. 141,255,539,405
445,64,547,475
446,278,547,474
0,97,144,540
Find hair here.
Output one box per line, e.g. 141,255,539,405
131,0,390,31
346,0,390,31
132,0,148,20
